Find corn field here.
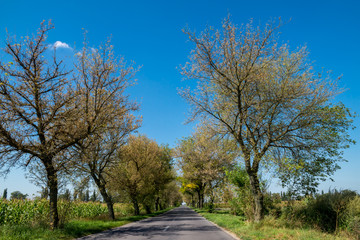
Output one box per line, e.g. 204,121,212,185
0,199,130,225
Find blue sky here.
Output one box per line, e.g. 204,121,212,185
0,0,359,197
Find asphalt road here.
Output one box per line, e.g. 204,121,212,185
77,206,237,240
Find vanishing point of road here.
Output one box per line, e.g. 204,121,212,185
77,206,238,240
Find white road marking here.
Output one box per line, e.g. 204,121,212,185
163,226,170,232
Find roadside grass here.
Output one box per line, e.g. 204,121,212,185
194,209,352,240
0,208,172,240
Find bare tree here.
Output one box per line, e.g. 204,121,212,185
180,18,354,221
71,36,140,220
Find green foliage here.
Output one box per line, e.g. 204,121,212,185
343,195,360,238
280,189,358,233
0,199,132,226
110,135,175,215
10,191,28,200
0,208,172,240
275,103,355,197
226,167,275,220
226,167,254,218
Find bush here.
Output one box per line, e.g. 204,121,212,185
343,195,360,238
280,189,357,233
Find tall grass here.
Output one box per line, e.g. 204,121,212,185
0,198,131,226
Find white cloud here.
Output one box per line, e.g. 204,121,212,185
48,41,72,50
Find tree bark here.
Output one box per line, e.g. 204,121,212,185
247,170,264,222
155,196,160,211
197,191,201,208
144,204,152,214
132,199,140,215
45,163,59,229
91,174,115,220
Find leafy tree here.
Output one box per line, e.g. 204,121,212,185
10,191,28,200
109,135,174,215
180,18,354,221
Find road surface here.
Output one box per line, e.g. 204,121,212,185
77,206,237,240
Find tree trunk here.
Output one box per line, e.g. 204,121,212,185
247,170,264,222
132,198,140,215
91,174,115,220
45,163,59,229
155,196,160,211
201,192,205,209
197,191,201,208
144,204,152,214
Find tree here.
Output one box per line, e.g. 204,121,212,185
0,21,137,228
70,40,140,219
2,188,7,199
180,18,354,221
176,126,235,209
10,191,28,200
109,135,174,215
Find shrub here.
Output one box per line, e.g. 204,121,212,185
343,195,360,238
280,189,357,233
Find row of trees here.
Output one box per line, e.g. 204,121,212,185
0,21,143,228
1,189,28,200
0,16,354,228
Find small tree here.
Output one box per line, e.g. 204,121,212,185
180,18,354,221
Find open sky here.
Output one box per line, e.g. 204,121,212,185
0,0,359,197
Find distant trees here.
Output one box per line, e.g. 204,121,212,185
10,191,28,200
176,126,236,209
0,21,139,228
180,18,354,221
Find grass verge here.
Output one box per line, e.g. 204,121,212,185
194,209,352,240
0,208,172,240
